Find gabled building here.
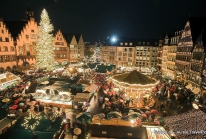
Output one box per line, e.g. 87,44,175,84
0,18,16,72
4,8,38,67
75,34,84,61
190,31,206,87
162,30,182,79
53,30,69,66
176,17,206,84
64,34,85,62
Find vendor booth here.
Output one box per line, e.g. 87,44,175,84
88,124,148,139
83,84,98,93
0,72,21,91
72,93,92,110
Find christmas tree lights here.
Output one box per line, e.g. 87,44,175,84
34,9,55,71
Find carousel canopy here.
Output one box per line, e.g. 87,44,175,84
112,70,155,85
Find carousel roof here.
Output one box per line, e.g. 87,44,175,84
112,70,156,85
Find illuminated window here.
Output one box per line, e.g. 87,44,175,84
10,46,14,51
5,55,9,62
120,42,123,45
5,38,9,42
26,35,29,39
125,43,128,45
4,46,8,51
129,43,133,46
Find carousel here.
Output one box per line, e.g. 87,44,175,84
111,70,159,108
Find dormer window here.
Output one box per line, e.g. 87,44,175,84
120,42,123,45
125,43,128,46
129,43,132,46
138,42,141,45
147,42,150,45
143,42,145,45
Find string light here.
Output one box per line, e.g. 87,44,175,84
21,112,41,130
34,9,55,71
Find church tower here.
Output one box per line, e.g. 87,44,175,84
25,7,34,20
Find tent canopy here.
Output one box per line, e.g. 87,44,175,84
112,70,156,85
186,84,192,89
88,124,148,139
83,84,98,93
73,93,91,102
40,81,49,85
192,87,201,94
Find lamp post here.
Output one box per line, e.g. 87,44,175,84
13,40,18,67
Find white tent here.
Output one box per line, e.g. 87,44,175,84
40,81,49,85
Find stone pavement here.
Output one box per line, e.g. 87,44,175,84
86,95,103,117
152,94,193,117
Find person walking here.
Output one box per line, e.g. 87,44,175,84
159,102,165,111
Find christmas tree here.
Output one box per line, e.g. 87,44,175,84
34,9,55,71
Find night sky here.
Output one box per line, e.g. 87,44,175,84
0,0,206,42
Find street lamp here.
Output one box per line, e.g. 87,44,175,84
13,40,18,67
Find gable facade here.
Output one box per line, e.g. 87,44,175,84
16,18,38,66
175,21,193,83
53,30,69,65
76,35,85,60
0,18,16,71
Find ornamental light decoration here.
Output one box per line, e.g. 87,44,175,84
21,112,41,130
